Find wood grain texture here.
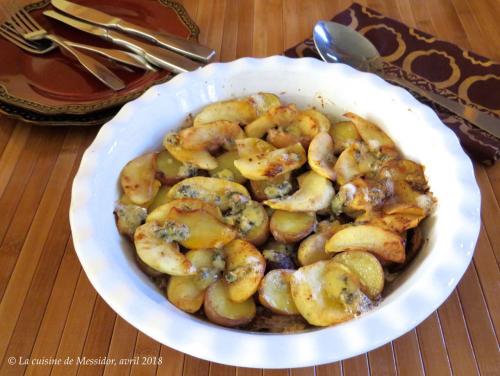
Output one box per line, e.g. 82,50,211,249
0,1,498,375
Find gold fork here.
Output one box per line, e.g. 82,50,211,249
1,5,125,90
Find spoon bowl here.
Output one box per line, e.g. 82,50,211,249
313,20,382,72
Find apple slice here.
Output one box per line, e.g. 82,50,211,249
264,170,334,212
134,222,195,276
120,152,161,205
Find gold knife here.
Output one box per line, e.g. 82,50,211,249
44,10,203,74
51,0,215,63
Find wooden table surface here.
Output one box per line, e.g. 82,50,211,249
1,0,499,375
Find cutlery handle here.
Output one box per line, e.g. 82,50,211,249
106,30,203,74
64,41,156,71
381,72,500,139
46,34,125,91
115,21,215,63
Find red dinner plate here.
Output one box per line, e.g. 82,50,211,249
0,0,199,115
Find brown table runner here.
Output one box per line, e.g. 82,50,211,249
284,2,500,165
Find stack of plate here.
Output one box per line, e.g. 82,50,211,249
0,0,200,126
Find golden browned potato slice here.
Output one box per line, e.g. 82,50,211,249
114,204,147,239
156,150,197,185
290,260,359,326
308,132,337,180
234,143,306,180
258,269,299,315
344,113,395,151
224,239,266,302
167,176,250,211
329,121,361,154
270,210,316,244
250,173,292,201
194,93,281,127
166,208,237,249
134,222,195,276
179,121,245,152
237,201,270,246
120,152,161,205
147,198,223,223
163,133,217,170
264,170,335,212
167,249,220,313
332,250,384,299
236,137,276,157
148,186,172,211
297,221,343,266
245,104,299,138
325,224,406,263
204,280,256,327
209,151,247,184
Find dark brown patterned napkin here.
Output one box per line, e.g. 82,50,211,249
284,2,499,165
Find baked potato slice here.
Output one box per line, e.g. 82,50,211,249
236,137,275,157
250,173,293,201
134,222,195,276
290,260,359,326
167,176,250,211
204,280,256,327
344,113,395,151
234,143,306,180
264,170,335,212
163,133,217,170
224,239,266,302
270,210,316,244
308,132,337,180
179,120,245,152
328,121,361,154
325,224,406,263
167,249,220,313
114,204,147,239
120,152,161,205
194,93,280,127
297,221,343,266
258,269,299,315
332,250,384,299
209,150,247,184
147,198,223,224
233,201,270,246
166,208,237,249
156,150,197,185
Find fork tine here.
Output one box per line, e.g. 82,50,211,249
10,11,33,34
20,9,43,32
0,26,40,53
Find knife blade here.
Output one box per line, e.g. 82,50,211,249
51,0,215,63
44,10,203,74
383,73,500,140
